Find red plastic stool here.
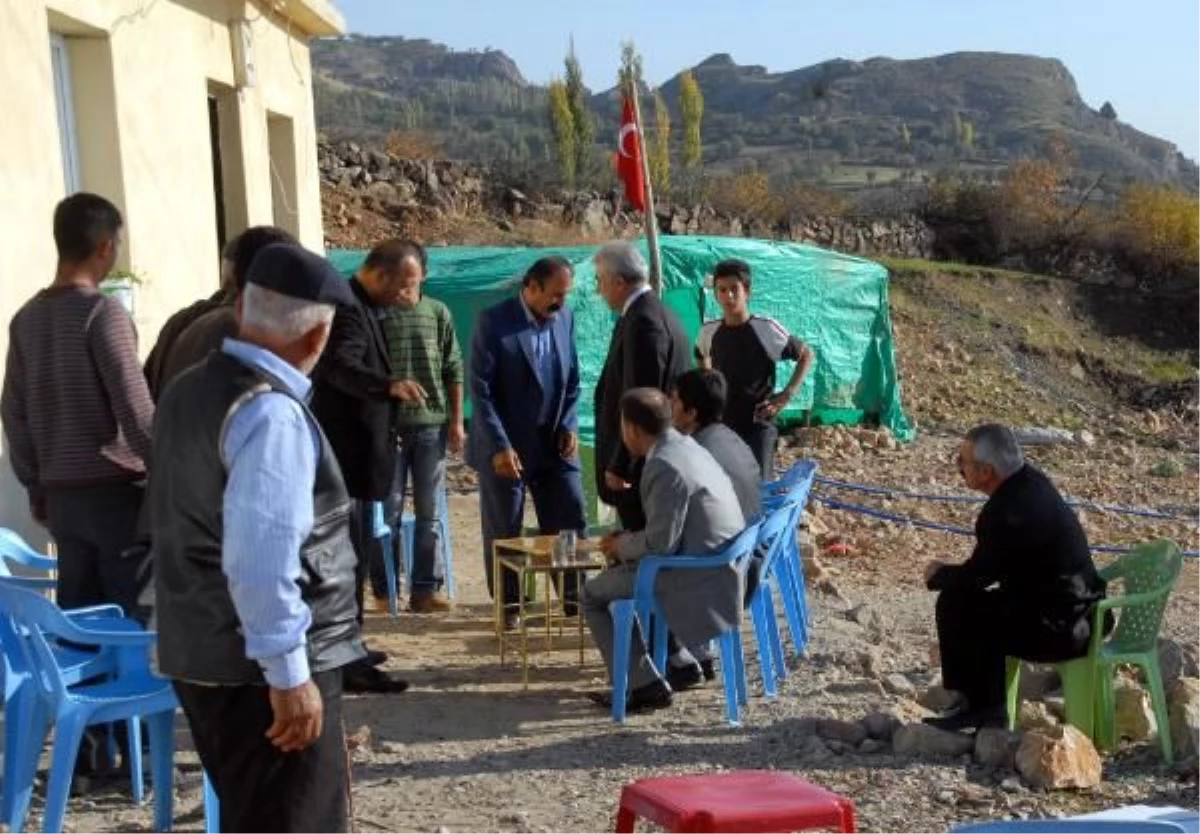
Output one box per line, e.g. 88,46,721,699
614,770,856,833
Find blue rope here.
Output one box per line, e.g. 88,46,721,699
812,495,1200,558
815,476,1199,522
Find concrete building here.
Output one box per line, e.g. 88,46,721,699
0,0,344,539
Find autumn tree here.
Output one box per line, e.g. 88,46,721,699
1117,184,1200,279
564,39,594,185
649,90,671,197
385,128,443,160
547,80,577,186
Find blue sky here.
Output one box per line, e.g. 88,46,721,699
333,0,1199,160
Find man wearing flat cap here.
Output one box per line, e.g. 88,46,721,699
150,243,363,833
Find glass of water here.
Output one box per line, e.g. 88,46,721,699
556,529,577,564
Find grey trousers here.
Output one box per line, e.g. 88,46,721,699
581,564,666,691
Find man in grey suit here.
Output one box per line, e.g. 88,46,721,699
585,388,746,713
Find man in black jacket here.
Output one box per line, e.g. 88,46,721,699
923,423,1107,731
310,243,427,694
592,241,690,530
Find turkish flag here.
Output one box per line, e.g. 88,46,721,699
615,94,646,212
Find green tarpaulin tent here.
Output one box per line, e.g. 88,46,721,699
328,235,913,445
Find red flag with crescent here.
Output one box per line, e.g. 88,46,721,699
615,93,646,212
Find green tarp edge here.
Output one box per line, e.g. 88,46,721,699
328,235,914,445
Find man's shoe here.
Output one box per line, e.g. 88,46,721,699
587,680,673,713
503,612,521,631
344,665,410,694
922,704,1006,733
700,659,716,681
410,592,452,613
364,649,388,667
666,662,705,692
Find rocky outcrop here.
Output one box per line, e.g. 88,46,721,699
317,140,934,258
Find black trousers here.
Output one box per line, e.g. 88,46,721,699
738,422,780,481
45,482,147,617
174,670,350,833
935,586,1092,710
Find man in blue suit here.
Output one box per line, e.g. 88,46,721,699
466,256,587,628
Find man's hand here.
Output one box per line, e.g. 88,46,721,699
755,393,791,422
447,421,466,455
492,448,523,480
604,470,632,492
266,679,323,753
558,430,578,460
389,379,428,404
599,531,625,565
923,560,947,585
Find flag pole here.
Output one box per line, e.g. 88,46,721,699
627,78,663,296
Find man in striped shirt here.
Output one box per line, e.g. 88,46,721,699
2,192,154,616
376,240,464,613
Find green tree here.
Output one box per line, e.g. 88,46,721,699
649,89,671,196
678,70,704,169
564,38,594,184
961,120,975,151
900,121,911,148
618,41,644,91
547,79,577,186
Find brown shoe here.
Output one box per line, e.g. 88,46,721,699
409,592,452,613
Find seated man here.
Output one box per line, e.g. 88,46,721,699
670,368,761,520
585,388,745,713
923,423,1107,731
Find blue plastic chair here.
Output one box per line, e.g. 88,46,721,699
759,461,818,656
398,486,457,599
608,522,763,725
0,529,58,576
745,500,805,697
0,582,179,833
951,819,1187,833
371,502,400,619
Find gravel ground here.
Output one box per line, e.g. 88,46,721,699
34,417,1199,832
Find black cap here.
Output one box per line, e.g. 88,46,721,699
244,243,355,307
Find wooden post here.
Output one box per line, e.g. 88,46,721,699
627,79,663,296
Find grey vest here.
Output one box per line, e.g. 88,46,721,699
152,351,364,684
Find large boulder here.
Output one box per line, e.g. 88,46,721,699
1168,677,1199,762
1114,677,1158,742
1015,725,1102,790
1160,639,1200,688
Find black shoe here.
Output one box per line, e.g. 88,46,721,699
666,662,705,692
700,659,716,681
588,680,674,714
922,704,1006,733
344,665,410,694
364,649,388,667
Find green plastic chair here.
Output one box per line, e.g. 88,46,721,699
1006,539,1183,763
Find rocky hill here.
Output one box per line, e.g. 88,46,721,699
312,36,1198,189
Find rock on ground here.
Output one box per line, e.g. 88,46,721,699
1016,725,1103,790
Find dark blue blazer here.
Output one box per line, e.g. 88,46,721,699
466,296,580,471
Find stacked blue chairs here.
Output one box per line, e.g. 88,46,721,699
759,460,818,656
744,500,805,697
608,522,763,725
371,502,400,619
0,581,178,833
399,486,457,599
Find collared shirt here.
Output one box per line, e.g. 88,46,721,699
519,294,558,426
220,338,321,689
622,285,652,316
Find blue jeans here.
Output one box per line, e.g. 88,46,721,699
370,425,447,597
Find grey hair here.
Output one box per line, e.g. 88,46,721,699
965,423,1024,479
593,241,648,286
240,283,334,340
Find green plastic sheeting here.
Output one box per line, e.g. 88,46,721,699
327,235,914,444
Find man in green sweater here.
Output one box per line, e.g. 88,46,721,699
376,240,465,612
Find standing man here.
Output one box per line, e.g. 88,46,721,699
923,423,1108,732
466,256,588,629
152,244,364,832
584,389,745,714
1,192,153,617
378,240,465,613
148,226,296,395
593,241,689,530
695,257,815,479
310,241,429,694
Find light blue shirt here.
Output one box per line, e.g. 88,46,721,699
220,338,321,690
519,294,558,426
